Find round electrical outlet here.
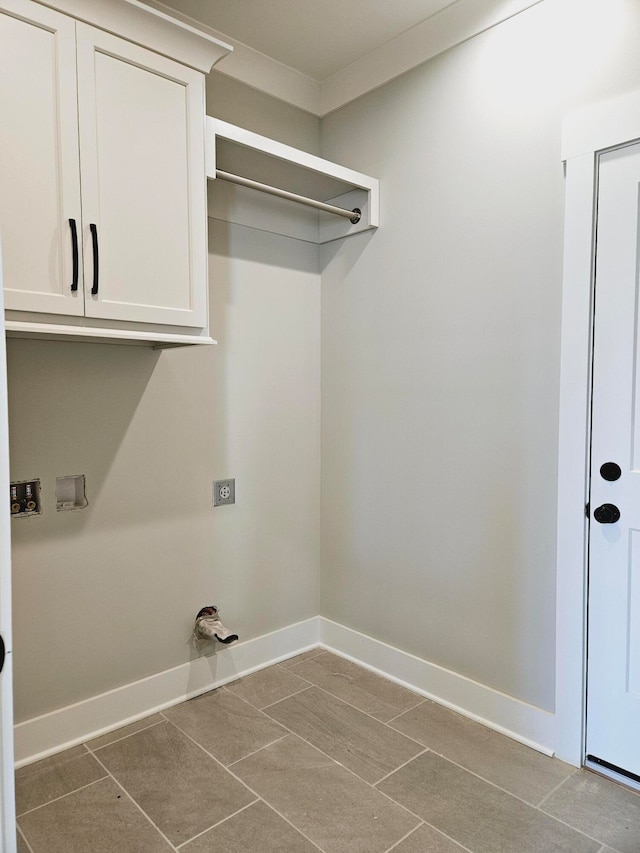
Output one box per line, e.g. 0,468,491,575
213,479,235,507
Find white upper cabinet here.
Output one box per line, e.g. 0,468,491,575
0,2,82,316
0,0,230,346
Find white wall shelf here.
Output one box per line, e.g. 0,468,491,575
207,118,379,244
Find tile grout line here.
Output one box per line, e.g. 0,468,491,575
15,775,108,818
530,809,615,850
278,648,327,668
222,662,314,706
373,748,429,787
174,798,259,849
86,717,166,753
15,742,92,777
258,799,328,853
242,655,576,818
371,685,614,851
251,680,449,789
383,718,440,751
309,648,427,715
385,698,428,723
258,683,315,711
207,661,627,851
255,662,617,853
164,722,326,852
287,650,584,804
423,824,475,853
162,687,289,768
240,711,428,830
370,773,430,827
428,823,475,853
236,694,424,796
167,700,429,849
258,676,428,751
255,665,607,852
226,733,290,768
89,747,180,852
534,771,627,851
180,652,427,770
285,655,426,724
16,823,36,853
291,683,426,743
535,766,579,809
404,749,563,812
16,659,631,853
382,823,426,852
157,716,258,777
201,649,425,749
208,671,435,832
388,749,610,849
216,682,307,722
382,821,475,853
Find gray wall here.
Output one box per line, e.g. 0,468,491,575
11,0,640,726
319,0,640,713
207,73,321,154
8,81,321,723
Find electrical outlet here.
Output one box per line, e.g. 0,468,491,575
213,478,235,507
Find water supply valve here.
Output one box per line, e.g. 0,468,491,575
10,479,42,518
193,605,238,645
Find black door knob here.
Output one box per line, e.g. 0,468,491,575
593,503,621,524
600,462,622,481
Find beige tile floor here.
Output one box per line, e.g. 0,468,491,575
14,649,640,852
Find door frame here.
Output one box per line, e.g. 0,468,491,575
0,239,16,850
556,89,640,766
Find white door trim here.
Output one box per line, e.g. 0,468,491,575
556,90,640,765
0,240,17,851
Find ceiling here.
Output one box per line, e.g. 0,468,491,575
143,0,460,81
141,0,544,115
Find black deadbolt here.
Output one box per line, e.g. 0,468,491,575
600,462,622,481
593,503,621,524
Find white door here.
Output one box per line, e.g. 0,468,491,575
76,23,208,328
0,0,84,316
587,140,640,783
0,243,17,850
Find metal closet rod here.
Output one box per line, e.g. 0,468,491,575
215,169,361,223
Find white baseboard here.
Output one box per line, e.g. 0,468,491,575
14,617,321,768
319,618,557,757
15,614,558,768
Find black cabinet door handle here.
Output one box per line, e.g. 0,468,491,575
90,223,99,295
69,218,79,292
0,635,5,675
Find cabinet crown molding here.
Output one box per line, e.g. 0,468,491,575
34,0,232,71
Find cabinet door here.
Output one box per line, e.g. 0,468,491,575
0,1,84,316
76,24,208,328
